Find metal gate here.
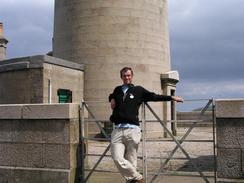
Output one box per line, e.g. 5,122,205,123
78,99,216,183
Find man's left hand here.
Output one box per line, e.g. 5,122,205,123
172,96,184,103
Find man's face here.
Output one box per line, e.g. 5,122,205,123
121,70,133,85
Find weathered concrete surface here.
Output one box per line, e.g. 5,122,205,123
217,149,242,178
177,111,213,127
216,118,244,149
0,105,23,119
53,0,172,121
0,103,79,119
216,99,244,118
43,62,84,104
216,99,244,180
0,167,74,183
0,104,81,183
22,103,80,119
0,55,84,104
0,68,43,104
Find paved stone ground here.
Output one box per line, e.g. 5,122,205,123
85,127,216,183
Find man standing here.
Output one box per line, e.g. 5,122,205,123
109,67,183,183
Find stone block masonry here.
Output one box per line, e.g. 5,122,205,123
0,103,81,183
0,55,84,104
216,99,244,182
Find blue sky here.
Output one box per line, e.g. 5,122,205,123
1,0,244,110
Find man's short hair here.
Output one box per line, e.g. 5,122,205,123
120,67,133,78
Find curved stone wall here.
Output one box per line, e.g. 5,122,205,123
53,0,171,119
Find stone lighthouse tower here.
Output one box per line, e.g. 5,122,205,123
0,23,8,60
53,0,177,121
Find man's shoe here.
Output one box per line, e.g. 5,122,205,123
128,180,136,183
137,178,144,183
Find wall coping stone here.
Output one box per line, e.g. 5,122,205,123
0,55,85,73
216,99,244,118
161,70,179,85
0,103,80,119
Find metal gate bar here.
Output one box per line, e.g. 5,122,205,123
80,102,111,183
84,145,111,182
82,102,110,139
148,99,213,183
145,102,211,183
212,99,217,183
141,103,148,181
79,100,216,183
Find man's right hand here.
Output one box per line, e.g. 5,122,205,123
110,98,116,109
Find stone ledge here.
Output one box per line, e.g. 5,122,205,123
0,105,23,119
161,70,179,85
22,103,79,119
0,61,29,73
0,55,85,72
216,99,244,118
0,103,80,119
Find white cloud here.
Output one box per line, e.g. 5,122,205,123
0,0,54,58
169,0,198,18
177,79,244,100
176,79,244,111
1,0,54,7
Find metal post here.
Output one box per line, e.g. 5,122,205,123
79,102,86,183
212,99,217,183
171,90,177,136
141,103,147,182
171,100,177,136
48,79,52,103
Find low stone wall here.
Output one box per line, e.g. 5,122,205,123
0,103,80,183
216,99,244,182
177,111,213,127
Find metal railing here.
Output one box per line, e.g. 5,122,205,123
78,99,216,183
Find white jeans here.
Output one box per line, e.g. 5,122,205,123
110,128,142,181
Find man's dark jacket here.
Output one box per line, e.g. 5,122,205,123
109,84,172,126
